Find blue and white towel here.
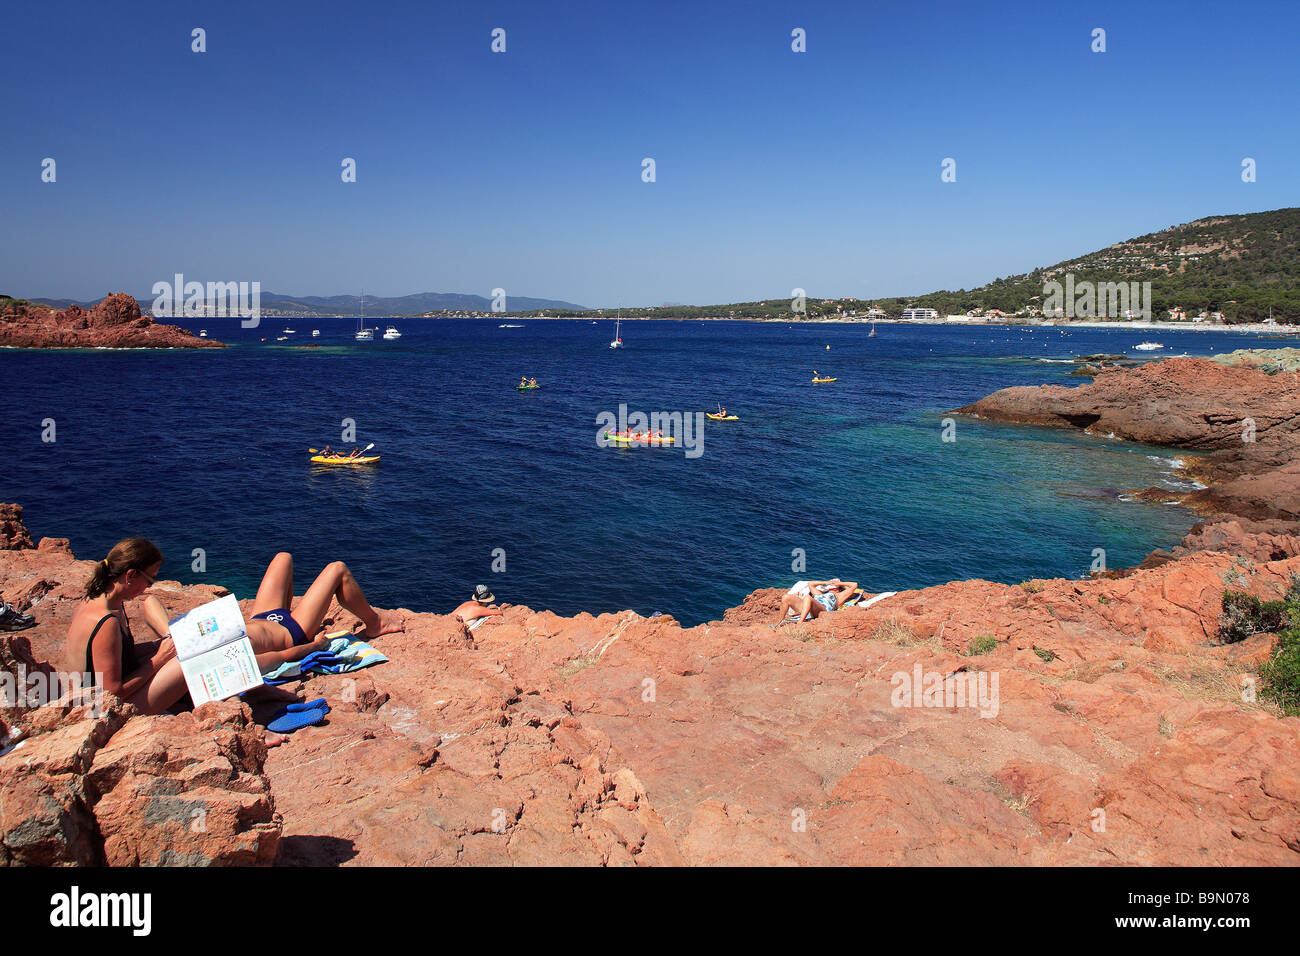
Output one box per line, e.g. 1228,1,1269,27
261,635,388,685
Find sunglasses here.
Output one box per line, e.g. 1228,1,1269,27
133,568,157,586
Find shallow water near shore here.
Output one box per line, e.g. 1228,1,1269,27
1,320,1274,625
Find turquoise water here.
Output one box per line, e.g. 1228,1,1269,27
1,319,1262,625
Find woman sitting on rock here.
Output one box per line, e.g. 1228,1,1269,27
63,539,404,715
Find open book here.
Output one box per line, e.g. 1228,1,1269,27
168,594,263,705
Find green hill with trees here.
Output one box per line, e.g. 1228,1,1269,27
530,208,1300,323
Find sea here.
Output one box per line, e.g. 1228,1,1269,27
2,319,1280,626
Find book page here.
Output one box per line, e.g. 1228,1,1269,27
169,594,248,661
181,639,263,706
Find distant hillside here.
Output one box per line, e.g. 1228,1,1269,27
28,291,588,317
547,208,1300,322
875,207,1300,322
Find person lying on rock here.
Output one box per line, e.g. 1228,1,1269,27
62,539,404,716
454,584,503,631
778,578,858,623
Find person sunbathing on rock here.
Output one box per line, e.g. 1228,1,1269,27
454,585,503,631
63,539,403,715
243,551,405,654
778,578,858,623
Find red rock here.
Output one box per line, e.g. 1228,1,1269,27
87,701,280,866
0,294,224,349
0,504,35,550
955,358,1300,521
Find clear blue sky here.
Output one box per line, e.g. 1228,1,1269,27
2,0,1296,307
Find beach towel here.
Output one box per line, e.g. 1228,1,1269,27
840,589,896,609
260,635,389,685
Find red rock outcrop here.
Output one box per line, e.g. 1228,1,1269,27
0,294,223,349
956,357,1300,521
0,504,35,551
0,504,1296,866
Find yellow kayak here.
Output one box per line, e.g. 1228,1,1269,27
706,413,739,421
812,377,838,383
310,455,380,465
604,432,676,445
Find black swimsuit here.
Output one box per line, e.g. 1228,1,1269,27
84,611,140,686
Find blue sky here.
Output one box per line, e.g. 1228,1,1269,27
2,0,1296,307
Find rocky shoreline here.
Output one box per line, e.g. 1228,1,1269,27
2,355,1298,866
0,293,223,350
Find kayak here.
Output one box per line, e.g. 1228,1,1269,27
604,432,676,445
516,385,540,391
706,413,740,421
310,455,380,465
811,377,838,383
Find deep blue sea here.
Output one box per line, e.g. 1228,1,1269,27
1,319,1280,625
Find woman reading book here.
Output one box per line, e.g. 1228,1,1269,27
62,539,404,715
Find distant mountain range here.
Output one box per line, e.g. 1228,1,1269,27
25,291,589,317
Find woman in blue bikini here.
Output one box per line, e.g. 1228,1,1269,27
247,551,404,655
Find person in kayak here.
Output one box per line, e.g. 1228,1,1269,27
63,540,403,715
320,444,335,458
519,376,528,387
346,446,361,459
528,378,538,387
778,578,859,623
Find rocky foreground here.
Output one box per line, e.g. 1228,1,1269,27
0,293,222,349
2,355,1300,866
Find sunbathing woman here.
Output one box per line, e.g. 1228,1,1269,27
778,578,859,623
243,551,405,655
63,540,403,715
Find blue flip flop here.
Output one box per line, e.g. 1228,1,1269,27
268,698,330,733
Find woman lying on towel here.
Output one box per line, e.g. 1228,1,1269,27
779,578,859,623
63,541,404,715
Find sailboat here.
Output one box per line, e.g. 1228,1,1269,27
354,291,373,341
609,311,624,349
869,323,877,337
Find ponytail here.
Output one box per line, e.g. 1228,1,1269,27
84,538,163,599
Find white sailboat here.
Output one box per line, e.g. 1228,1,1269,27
354,291,373,341
869,323,877,337
609,311,624,349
